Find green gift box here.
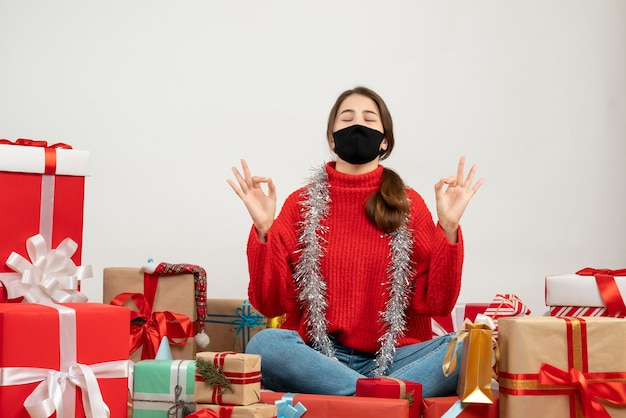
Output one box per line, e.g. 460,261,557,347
132,359,196,418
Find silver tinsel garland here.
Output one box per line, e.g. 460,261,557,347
293,164,414,375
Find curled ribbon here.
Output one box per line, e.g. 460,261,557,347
538,363,626,418
5,234,91,304
275,393,307,418
442,314,496,377
576,268,626,315
110,292,193,359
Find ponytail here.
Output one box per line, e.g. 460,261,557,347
365,168,410,233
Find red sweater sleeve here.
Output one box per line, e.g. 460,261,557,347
246,191,301,319
406,188,464,317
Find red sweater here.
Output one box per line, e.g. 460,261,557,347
247,162,463,354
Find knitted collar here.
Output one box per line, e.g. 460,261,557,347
293,163,415,376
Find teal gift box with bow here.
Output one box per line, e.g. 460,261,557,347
132,360,196,418
201,299,266,353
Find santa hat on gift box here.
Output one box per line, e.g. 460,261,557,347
142,260,210,348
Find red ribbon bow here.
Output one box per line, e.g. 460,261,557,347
110,292,193,359
539,363,626,418
576,268,626,315
0,138,72,149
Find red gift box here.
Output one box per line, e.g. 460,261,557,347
356,377,422,418
260,391,409,418
432,303,489,337
0,303,131,417
0,139,89,285
422,393,499,418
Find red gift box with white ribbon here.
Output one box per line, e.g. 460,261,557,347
0,303,131,417
0,139,90,296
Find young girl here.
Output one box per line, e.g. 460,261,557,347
227,86,483,397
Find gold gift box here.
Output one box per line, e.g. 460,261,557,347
103,267,197,361
498,316,626,417
195,403,277,418
194,351,262,406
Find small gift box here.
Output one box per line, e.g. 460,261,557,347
0,303,131,418
546,268,626,317
0,138,90,295
194,403,277,418
201,299,266,353
356,377,422,418
422,393,499,418
132,359,196,418
483,293,530,340
104,262,207,361
432,303,489,337
498,316,626,417
260,391,409,418
194,352,261,406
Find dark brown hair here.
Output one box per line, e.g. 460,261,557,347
327,87,410,233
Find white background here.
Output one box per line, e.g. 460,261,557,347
1,1,625,316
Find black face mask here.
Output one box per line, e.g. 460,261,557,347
332,124,385,165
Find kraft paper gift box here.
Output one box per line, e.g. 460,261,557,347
103,266,198,361
498,316,626,418
355,377,422,418
194,403,277,418
201,299,266,353
132,359,196,418
422,393,499,418
0,138,90,296
260,391,409,418
546,267,626,318
432,303,489,337
194,352,261,406
0,303,131,418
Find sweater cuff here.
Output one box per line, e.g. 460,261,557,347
436,222,463,245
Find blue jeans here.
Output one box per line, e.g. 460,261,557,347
245,328,460,397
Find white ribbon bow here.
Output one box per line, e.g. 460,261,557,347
4,234,92,303
1,361,129,418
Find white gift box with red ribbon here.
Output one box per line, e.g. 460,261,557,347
546,268,626,318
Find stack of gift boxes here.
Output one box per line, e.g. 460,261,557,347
0,139,132,417
3,138,626,417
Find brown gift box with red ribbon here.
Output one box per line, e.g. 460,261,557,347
0,138,89,283
356,377,421,418
103,266,197,361
498,316,626,418
194,351,262,406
